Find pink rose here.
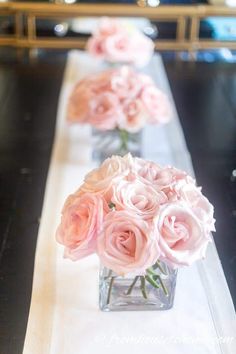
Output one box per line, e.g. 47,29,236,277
67,82,91,123
156,203,210,268
118,98,147,133
97,210,160,275
88,71,112,95
174,183,215,233
67,72,112,124
141,86,172,124
56,193,108,261
110,66,142,99
138,73,154,87
97,17,121,36
102,33,134,63
135,160,194,191
88,92,124,131
82,154,132,196
111,180,167,220
86,36,105,59
67,64,171,131
56,154,215,272
87,18,154,68
134,158,162,184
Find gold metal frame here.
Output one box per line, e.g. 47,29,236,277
0,2,236,53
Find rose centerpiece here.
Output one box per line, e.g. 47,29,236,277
67,66,172,161
56,154,215,311
87,17,154,68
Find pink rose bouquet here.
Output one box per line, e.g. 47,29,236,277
67,66,172,134
87,17,154,68
56,154,215,305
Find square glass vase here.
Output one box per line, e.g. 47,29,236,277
99,262,177,312
92,128,142,163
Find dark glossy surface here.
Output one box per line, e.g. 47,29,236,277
165,60,236,305
0,53,235,353
0,59,65,354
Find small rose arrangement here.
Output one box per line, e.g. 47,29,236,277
67,66,172,134
87,17,154,68
56,154,215,301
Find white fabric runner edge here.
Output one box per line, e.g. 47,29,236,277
23,51,236,354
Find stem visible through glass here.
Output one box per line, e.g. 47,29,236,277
118,129,129,153
140,276,148,299
126,276,139,295
106,262,169,305
106,276,115,305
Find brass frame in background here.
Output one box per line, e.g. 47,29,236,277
0,2,236,54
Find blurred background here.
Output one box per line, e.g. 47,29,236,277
0,0,236,61
0,1,235,353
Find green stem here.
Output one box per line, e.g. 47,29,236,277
145,275,160,289
104,269,113,280
157,275,169,296
155,261,167,275
146,262,169,296
146,267,157,277
107,276,115,305
126,275,139,295
118,129,129,153
140,276,148,299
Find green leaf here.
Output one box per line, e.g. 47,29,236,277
146,267,157,276
145,275,160,289
151,261,167,275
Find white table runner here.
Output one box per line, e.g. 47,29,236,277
23,51,236,354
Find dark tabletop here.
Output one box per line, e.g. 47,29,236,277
0,52,235,354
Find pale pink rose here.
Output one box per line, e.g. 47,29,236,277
174,183,215,232
97,210,160,275
141,86,172,124
97,17,121,36
102,33,135,63
56,193,108,261
163,167,195,187
67,73,112,123
110,66,143,99
86,36,105,59
61,188,85,213
134,158,163,184
82,154,132,196
111,180,167,220
138,73,154,87
87,18,154,67
88,71,113,95
67,82,91,123
56,154,215,271
67,64,171,131
88,92,125,131
135,161,194,191
156,203,210,268
118,99,147,133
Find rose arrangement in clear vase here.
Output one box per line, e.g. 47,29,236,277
67,66,172,161
56,154,215,311
87,17,154,68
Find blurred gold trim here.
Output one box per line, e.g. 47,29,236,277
0,3,236,54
